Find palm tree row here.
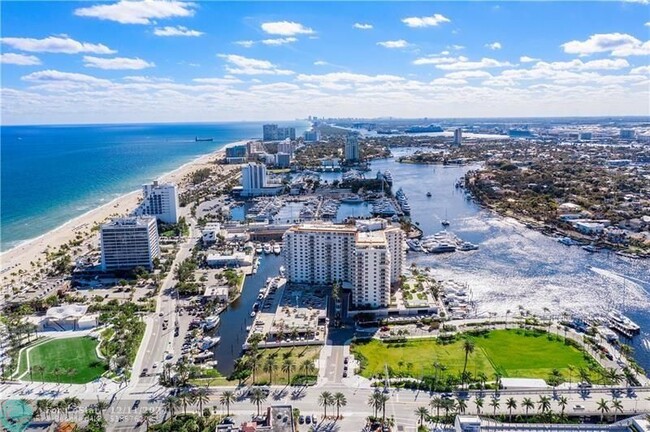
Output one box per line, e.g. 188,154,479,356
318,391,348,419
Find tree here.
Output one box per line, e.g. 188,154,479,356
415,406,430,427
140,409,155,431
34,365,46,383
282,358,295,384
596,398,609,423
263,357,277,385
220,390,235,417
333,392,347,419
249,387,268,416
489,397,500,416
430,397,442,418
300,359,316,379
193,388,210,414
506,397,517,421
163,395,179,420
522,397,534,418
538,395,551,417
367,390,382,418
318,391,334,418
474,396,484,415
249,354,260,384
557,396,568,418
461,338,475,388
456,397,467,415
52,367,63,385
611,399,623,422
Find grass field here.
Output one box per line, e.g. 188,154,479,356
351,329,598,382
20,337,108,384
250,345,321,386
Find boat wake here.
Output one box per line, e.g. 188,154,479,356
588,266,650,296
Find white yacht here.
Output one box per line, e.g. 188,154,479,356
263,243,272,254
200,336,221,350
273,244,281,255
608,310,640,334
203,315,220,330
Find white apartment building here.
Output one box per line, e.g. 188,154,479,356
283,220,404,308
344,133,360,162
100,216,160,271
134,181,179,224
454,128,463,146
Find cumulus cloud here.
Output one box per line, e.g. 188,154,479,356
83,56,155,70
154,26,203,37
21,69,112,86
218,54,293,75
123,76,172,83
235,40,255,48
520,56,540,63
192,77,243,85
445,70,492,79
74,0,196,24
532,58,630,71
261,37,298,46
297,72,404,86
314,60,329,66
353,23,373,30
415,56,511,70
413,56,467,65
485,42,502,50
630,65,650,74
1,36,115,54
402,14,450,27
561,33,650,56
377,39,409,49
260,21,314,36
0,53,41,66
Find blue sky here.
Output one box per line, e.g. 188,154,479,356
1,1,649,124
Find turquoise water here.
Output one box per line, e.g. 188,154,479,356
0,122,307,251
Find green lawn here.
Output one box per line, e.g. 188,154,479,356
21,337,107,384
352,329,598,382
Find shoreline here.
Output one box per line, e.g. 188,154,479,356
0,140,248,276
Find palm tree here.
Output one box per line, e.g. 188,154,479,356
474,396,484,415
567,364,575,389
379,393,390,424
489,397,500,416
35,399,48,419
83,408,99,424
249,387,268,416
522,397,534,418
430,397,443,418
263,357,277,385
415,406,430,427
52,367,63,385
34,365,46,383
163,395,179,420
611,399,623,422
461,338,475,388
220,390,235,417
477,372,488,390
367,390,382,418
318,391,334,418
557,396,568,418
300,359,316,378
333,392,347,419
249,354,260,384
578,367,591,385
282,358,295,385
456,397,467,415
140,409,155,431
506,397,517,421
193,388,210,414
596,398,609,423
538,395,551,417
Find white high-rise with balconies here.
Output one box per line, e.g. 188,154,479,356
344,133,360,162
135,181,179,224
100,216,160,271
283,220,404,308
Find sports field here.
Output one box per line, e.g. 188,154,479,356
351,329,598,382
19,337,107,384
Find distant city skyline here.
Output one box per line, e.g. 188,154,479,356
1,1,649,125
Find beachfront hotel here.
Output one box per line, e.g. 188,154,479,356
238,162,283,197
100,216,160,271
283,219,404,308
134,181,179,224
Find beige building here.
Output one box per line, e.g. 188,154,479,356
283,220,404,308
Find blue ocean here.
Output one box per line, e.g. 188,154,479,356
0,122,308,251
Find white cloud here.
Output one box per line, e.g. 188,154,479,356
532,58,630,71
154,26,203,37
630,65,650,74
435,58,513,71
561,33,650,57
402,14,450,28
260,21,314,36
445,70,492,79
314,60,329,66
646,21,650,26
413,56,466,65
377,39,409,49
0,53,41,66
430,77,466,85
297,72,404,85
21,69,112,86
74,0,196,25
486,42,502,50
83,56,155,70
218,54,294,75
192,77,243,85
1,36,115,54
235,40,255,48
448,44,465,50
353,23,373,30
520,56,540,63
123,76,172,83
261,37,297,46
